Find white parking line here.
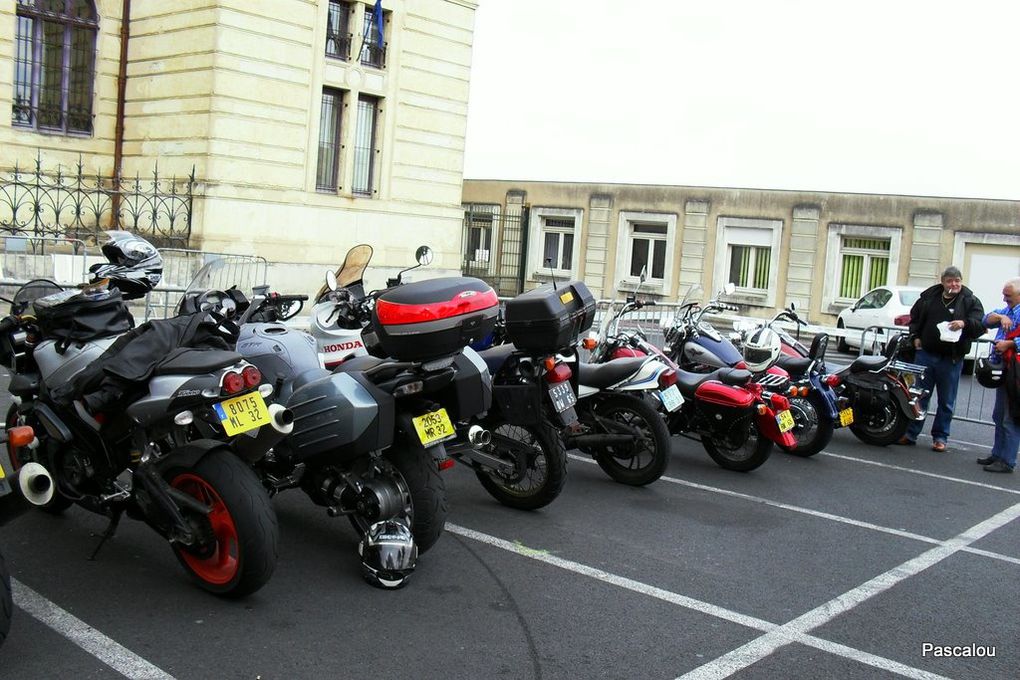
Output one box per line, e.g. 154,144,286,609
678,501,1020,679
570,453,1020,567
448,524,950,680
13,579,175,680
820,452,1020,495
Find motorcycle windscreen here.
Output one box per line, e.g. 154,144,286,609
316,244,373,302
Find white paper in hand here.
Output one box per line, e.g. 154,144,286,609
937,321,962,343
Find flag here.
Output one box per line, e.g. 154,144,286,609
372,0,384,49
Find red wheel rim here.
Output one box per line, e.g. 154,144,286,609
170,472,240,585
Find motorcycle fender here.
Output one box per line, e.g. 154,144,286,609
889,382,924,420
153,439,225,473
808,375,840,420
34,402,72,443
756,408,797,448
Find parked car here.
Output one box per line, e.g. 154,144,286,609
835,286,923,353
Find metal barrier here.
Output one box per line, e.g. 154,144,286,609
143,250,268,321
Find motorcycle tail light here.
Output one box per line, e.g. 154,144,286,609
824,374,841,387
438,458,456,471
241,366,262,389
545,363,572,384
658,369,678,390
222,371,244,395
770,393,790,411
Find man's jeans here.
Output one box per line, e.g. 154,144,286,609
906,349,964,443
991,387,1020,468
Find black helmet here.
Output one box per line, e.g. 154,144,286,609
358,519,417,589
975,357,1005,389
88,231,162,300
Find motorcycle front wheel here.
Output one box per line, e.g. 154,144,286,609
166,450,279,598
702,427,773,472
590,396,671,486
782,392,835,457
848,393,910,446
475,418,567,510
348,444,448,554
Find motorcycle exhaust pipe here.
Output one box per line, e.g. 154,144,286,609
17,461,55,507
467,425,491,446
269,403,295,435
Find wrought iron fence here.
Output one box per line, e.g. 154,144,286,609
462,203,529,296
0,153,195,248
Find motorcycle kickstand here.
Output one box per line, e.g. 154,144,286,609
88,508,125,561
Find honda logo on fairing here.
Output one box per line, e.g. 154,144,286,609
324,340,364,353
458,291,478,298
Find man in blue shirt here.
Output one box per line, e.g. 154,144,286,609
977,277,1020,473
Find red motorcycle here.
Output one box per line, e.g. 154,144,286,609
588,297,797,471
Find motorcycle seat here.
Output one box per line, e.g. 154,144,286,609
478,343,516,375
332,355,386,374
153,349,242,375
577,358,650,389
674,367,751,395
776,355,812,376
848,355,887,374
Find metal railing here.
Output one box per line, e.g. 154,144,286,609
0,153,195,248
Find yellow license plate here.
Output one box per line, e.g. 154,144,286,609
839,407,854,427
776,409,795,433
0,460,6,480
412,409,456,447
215,392,272,437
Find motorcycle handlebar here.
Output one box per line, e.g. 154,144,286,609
0,315,18,333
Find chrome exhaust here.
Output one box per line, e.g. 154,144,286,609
269,403,295,435
18,462,55,507
467,425,491,446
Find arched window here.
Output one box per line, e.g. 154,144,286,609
13,0,99,134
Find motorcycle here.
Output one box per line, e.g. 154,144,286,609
588,294,796,472
179,247,494,568
308,246,578,511
0,424,40,648
730,303,844,457
0,274,288,597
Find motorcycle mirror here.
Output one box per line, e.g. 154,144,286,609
415,245,433,266
639,266,647,285
789,301,797,312
325,270,338,292
723,282,736,296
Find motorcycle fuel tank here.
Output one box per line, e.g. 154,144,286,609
33,336,120,387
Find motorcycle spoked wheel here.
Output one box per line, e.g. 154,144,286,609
848,394,910,446
589,396,671,486
475,418,567,510
782,392,835,457
5,404,73,515
348,445,448,554
165,450,279,598
0,547,11,649
701,425,774,472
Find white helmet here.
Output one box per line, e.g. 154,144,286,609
742,327,781,373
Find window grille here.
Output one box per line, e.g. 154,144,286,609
352,95,379,196
315,89,344,192
325,0,352,60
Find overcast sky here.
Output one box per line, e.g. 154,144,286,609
463,0,1020,201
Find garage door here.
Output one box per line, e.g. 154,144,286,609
963,243,1020,334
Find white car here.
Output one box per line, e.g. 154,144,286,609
835,285,923,352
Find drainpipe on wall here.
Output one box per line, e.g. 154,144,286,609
112,0,132,228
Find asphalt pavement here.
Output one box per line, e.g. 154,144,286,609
1,363,1017,680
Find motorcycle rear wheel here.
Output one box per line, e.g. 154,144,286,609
348,444,448,554
782,392,835,457
166,450,279,598
849,396,910,446
475,418,567,510
591,396,671,486
0,547,11,648
702,428,773,472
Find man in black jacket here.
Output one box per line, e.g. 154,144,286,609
898,266,986,451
